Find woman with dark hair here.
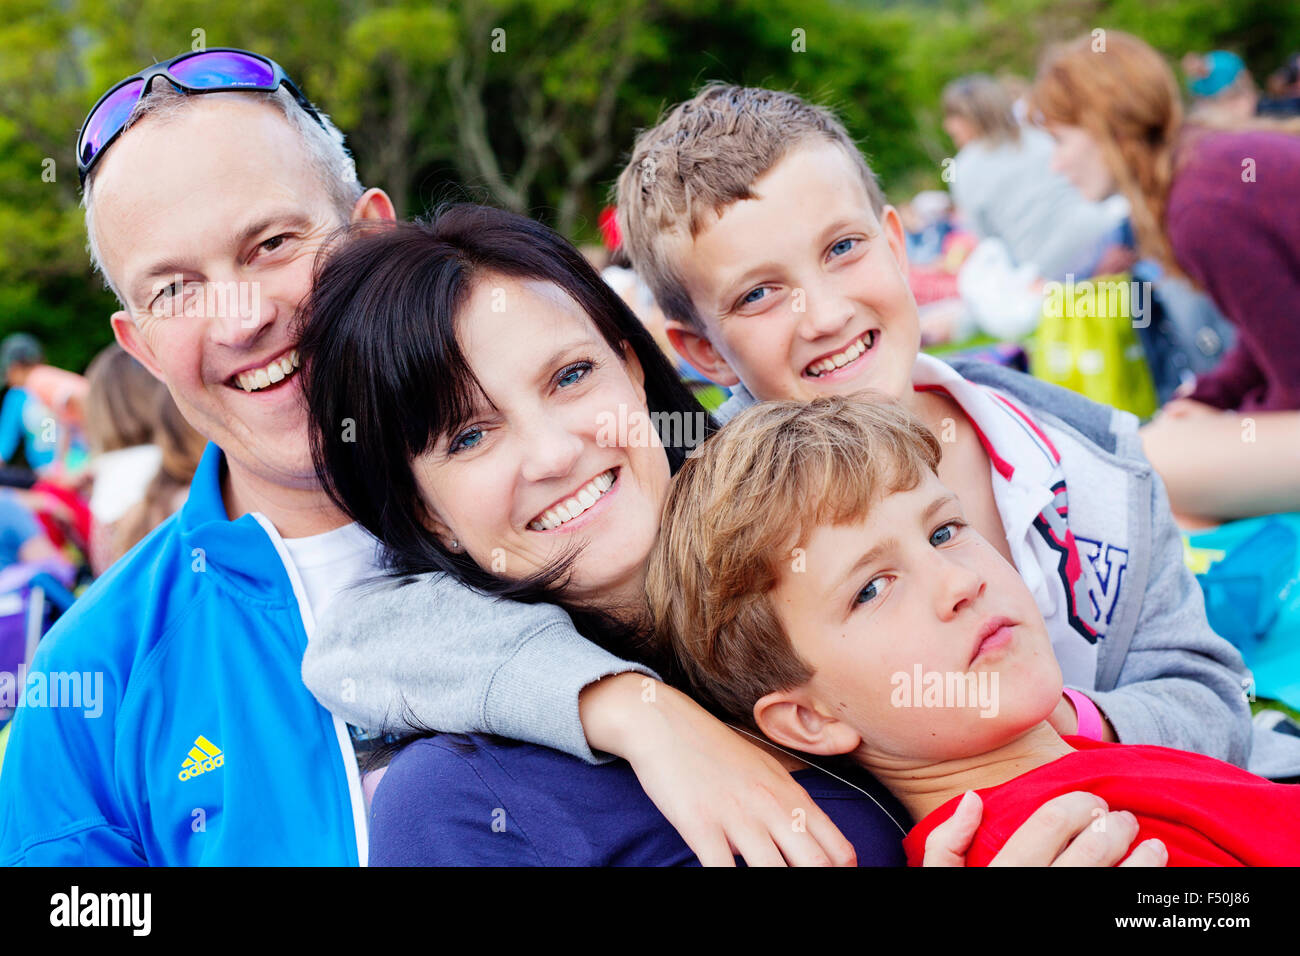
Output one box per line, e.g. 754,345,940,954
298,204,1164,866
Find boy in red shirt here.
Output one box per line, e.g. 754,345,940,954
646,396,1300,866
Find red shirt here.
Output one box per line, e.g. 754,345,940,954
903,736,1300,866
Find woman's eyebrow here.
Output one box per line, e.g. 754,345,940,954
532,338,595,385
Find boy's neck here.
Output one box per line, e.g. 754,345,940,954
861,722,1077,822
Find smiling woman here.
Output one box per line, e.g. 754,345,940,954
297,205,708,650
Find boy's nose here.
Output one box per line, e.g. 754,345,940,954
933,555,986,621
797,288,855,340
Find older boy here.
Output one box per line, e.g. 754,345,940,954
616,84,1300,778
647,397,1300,865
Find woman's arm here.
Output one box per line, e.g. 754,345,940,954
305,573,857,865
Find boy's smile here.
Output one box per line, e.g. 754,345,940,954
666,141,921,405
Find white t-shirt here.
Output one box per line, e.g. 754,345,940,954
90,444,163,524
281,522,383,627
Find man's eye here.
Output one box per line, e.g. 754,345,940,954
450,427,483,453
829,238,857,259
855,575,888,605
930,522,962,546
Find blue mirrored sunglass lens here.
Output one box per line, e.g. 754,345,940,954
169,51,275,89
80,78,145,166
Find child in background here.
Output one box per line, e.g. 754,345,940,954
0,333,89,479
614,83,1300,778
647,397,1300,866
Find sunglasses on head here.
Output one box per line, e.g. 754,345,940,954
76,47,326,185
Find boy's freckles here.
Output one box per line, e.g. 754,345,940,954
670,141,920,405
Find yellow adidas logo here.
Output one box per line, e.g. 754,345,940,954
178,735,224,782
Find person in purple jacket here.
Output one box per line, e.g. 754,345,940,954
1032,31,1300,526
297,205,1167,866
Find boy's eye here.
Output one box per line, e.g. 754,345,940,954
855,575,889,606
741,286,769,306
260,234,290,254
449,426,484,454
829,238,857,258
930,521,962,546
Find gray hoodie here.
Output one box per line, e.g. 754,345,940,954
301,360,1300,778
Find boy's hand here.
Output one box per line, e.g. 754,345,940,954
580,674,857,866
923,790,1168,867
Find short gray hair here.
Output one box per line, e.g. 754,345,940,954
82,84,365,306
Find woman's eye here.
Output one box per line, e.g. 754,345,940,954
557,361,592,388
829,238,857,259
449,427,483,454
855,575,888,606
930,522,961,546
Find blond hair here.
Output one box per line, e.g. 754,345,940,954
615,84,886,330
942,74,1022,145
646,395,941,726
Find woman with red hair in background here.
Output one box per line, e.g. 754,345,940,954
1031,31,1300,526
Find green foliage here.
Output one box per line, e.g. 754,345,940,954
0,0,1296,373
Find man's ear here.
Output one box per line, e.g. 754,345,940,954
351,187,397,224
753,689,862,757
665,319,740,388
879,204,910,277
111,311,166,382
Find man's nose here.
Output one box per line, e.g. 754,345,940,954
207,276,275,347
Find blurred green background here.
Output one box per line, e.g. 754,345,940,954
1,0,1296,373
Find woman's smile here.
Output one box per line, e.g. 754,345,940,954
527,467,620,532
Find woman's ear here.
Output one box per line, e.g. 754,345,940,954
753,690,862,757
417,498,461,554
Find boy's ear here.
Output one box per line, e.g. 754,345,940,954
754,690,862,757
665,319,741,388
879,204,910,276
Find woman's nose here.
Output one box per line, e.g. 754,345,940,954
518,416,585,484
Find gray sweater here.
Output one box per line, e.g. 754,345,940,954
302,361,1300,778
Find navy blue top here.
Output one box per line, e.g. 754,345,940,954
369,734,911,866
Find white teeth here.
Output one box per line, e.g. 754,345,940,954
233,351,301,392
528,470,617,531
805,331,874,378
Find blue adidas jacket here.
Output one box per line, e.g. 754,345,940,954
0,444,367,865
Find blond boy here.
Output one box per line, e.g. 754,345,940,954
616,85,1300,778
